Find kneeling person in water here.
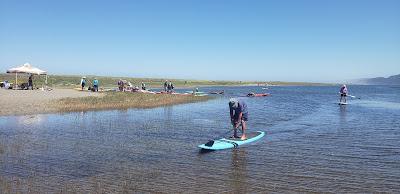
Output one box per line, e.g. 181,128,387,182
229,98,248,140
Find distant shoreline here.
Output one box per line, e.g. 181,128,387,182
0,73,333,89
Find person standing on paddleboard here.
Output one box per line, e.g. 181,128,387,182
339,84,348,103
229,98,248,140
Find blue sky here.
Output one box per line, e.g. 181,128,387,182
0,0,399,82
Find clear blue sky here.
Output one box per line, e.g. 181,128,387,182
1,0,399,82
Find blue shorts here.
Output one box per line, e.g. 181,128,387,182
234,113,248,122
242,113,248,121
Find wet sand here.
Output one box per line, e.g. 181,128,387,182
0,89,103,116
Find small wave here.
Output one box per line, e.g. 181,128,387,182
192,118,216,123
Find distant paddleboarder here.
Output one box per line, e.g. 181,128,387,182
229,98,248,140
339,84,348,104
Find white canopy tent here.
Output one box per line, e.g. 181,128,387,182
6,63,48,88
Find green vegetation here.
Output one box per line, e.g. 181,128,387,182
0,73,330,89
54,91,211,112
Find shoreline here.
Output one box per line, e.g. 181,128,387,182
143,83,335,90
0,73,333,89
0,89,211,117
0,83,336,117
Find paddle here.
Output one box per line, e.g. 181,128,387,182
348,95,361,99
204,123,242,147
339,92,361,100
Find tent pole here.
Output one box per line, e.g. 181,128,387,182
15,72,18,89
45,75,48,85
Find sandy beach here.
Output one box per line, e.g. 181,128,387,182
0,88,210,116
0,89,103,116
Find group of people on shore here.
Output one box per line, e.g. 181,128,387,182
1,74,34,90
163,80,174,93
116,79,175,93
117,79,147,92
80,77,99,92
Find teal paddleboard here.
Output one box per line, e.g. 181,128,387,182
198,131,265,150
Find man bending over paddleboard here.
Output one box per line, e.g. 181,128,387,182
339,84,348,103
229,98,248,140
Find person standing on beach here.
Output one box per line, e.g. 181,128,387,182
4,80,10,89
118,79,124,91
167,81,174,93
141,82,146,90
80,77,86,90
28,74,33,90
164,80,168,92
229,98,248,140
93,78,99,92
339,84,348,103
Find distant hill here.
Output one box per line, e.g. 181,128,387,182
354,74,400,85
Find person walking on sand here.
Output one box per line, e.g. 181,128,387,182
93,78,99,92
229,98,248,140
80,77,86,90
339,84,348,103
28,74,33,90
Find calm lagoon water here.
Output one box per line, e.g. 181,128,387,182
1,86,399,193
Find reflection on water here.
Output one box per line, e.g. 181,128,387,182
164,106,173,126
339,105,347,123
0,85,400,193
230,149,247,193
17,115,46,125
